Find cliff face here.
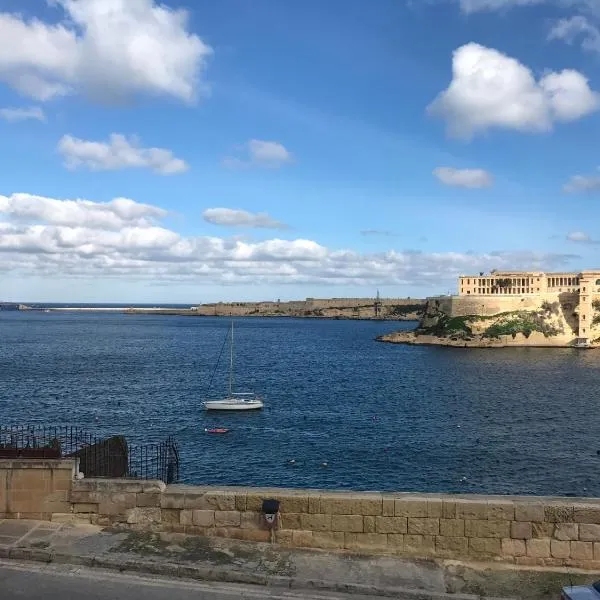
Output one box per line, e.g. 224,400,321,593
379,295,590,347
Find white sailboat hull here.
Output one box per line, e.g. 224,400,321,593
203,398,264,411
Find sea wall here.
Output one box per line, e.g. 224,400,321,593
6,458,600,569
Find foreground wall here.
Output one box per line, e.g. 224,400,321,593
5,459,600,569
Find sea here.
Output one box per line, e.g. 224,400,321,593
1,309,599,497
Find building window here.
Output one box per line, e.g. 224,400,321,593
583,315,586,320
467,291,470,294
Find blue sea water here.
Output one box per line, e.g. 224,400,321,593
1,311,599,497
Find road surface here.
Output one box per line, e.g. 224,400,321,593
0,560,410,600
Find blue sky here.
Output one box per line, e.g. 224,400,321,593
1,0,600,302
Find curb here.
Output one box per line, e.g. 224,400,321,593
1,546,512,600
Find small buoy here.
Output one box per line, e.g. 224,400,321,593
321,462,328,468
288,459,296,465
457,425,461,428
460,476,467,482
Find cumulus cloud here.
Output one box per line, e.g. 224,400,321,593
0,106,45,122
0,192,578,286
563,171,600,193
566,231,592,242
433,167,493,188
203,208,288,229
454,0,599,14
223,140,293,169
0,0,211,103
428,43,600,138
57,134,188,174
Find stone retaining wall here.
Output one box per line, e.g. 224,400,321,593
5,458,600,569
0,459,75,519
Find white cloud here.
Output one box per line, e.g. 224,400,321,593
203,208,288,229
0,193,166,229
549,16,600,53
57,134,188,174
360,229,398,237
428,43,600,138
566,231,591,241
455,0,600,14
223,140,293,169
433,166,493,188
0,106,45,122
0,192,578,286
563,171,600,193
0,0,211,103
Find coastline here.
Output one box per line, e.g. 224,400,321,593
376,330,597,348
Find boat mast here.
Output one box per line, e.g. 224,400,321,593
228,321,234,397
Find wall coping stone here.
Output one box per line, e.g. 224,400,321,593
0,459,76,470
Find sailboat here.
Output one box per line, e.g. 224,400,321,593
203,321,264,411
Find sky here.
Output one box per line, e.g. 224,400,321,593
2,0,600,303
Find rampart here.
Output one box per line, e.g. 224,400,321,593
4,458,600,569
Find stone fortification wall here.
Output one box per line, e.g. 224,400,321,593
6,459,600,569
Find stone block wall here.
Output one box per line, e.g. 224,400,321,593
6,458,600,569
0,459,75,519
68,482,600,569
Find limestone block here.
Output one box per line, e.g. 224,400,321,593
276,530,293,546
544,505,574,523
125,507,161,525
579,523,600,542
404,534,436,555
455,500,488,520
179,510,193,526
594,543,600,560
550,540,570,559
90,514,112,527
320,494,382,516
186,492,236,511
532,522,553,538
11,470,50,490
70,491,100,504
161,493,185,509
464,519,510,539
488,501,515,521
291,530,313,547
109,493,137,508
239,511,260,529
510,521,532,539
136,492,161,507
408,518,439,536
376,516,408,534
440,519,464,537
469,537,502,557
394,498,428,518
574,505,600,524
280,512,301,530
382,497,395,516
73,503,98,514
502,538,526,557
553,523,578,541
435,536,468,555
311,532,345,550
526,539,551,558
235,494,247,512
515,503,545,522
308,495,320,514
193,510,215,527
364,516,376,533
331,514,363,533
442,501,457,519
51,513,91,525
161,509,181,525
299,513,331,531
427,500,443,518
571,541,594,561
237,528,271,543
141,481,166,493
388,534,404,551
344,533,388,551
214,510,241,527
278,495,309,513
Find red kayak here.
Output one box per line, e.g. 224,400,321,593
205,428,230,434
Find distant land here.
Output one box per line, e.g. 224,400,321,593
6,297,426,321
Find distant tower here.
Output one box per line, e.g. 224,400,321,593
374,289,382,318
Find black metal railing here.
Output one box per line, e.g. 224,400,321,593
0,425,180,483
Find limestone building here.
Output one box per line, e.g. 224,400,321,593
455,270,600,345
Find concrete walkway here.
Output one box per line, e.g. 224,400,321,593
0,519,579,600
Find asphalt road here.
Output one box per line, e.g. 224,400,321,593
0,561,400,600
